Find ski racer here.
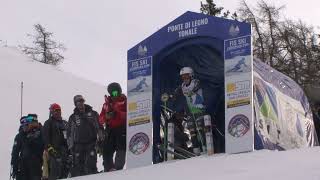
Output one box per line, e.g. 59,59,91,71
10,114,44,180
99,82,127,172
173,67,210,155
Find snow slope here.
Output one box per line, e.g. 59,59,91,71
0,47,106,178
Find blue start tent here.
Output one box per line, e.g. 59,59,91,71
126,11,318,168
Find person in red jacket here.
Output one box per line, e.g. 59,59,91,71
99,82,127,172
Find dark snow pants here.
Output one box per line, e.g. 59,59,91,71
103,126,126,172
71,143,97,177
16,157,42,180
48,151,69,180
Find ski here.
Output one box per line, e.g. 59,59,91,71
204,115,214,155
168,143,198,158
167,122,175,160
157,144,188,160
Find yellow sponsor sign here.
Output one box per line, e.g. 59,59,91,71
227,80,250,93
227,83,236,93
227,98,250,108
129,116,150,126
129,102,137,111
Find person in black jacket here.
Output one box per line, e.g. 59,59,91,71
10,114,44,180
42,103,69,180
67,95,104,177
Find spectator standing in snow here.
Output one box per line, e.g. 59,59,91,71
99,82,127,172
67,95,104,177
10,114,44,180
42,103,70,180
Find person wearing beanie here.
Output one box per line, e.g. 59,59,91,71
67,95,104,177
99,82,127,172
42,103,70,180
10,114,44,180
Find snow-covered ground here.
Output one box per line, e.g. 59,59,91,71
72,147,320,180
1,46,320,180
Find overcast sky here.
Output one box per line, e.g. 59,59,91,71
1,0,319,90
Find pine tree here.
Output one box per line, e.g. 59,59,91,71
21,24,65,66
200,0,238,20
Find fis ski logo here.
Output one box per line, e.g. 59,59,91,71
229,24,240,37
129,132,150,155
138,45,148,57
228,114,250,138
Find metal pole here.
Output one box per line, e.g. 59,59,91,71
21,82,23,117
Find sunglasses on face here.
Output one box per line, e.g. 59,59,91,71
53,109,61,112
75,99,85,104
111,90,119,97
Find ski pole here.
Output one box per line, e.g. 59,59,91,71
168,142,197,158
157,144,188,159
214,127,225,137
161,93,170,161
20,82,23,118
190,112,206,152
9,166,13,180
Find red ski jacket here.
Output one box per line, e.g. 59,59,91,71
99,94,127,129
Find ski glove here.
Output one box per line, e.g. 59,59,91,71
48,146,58,157
96,142,104,157
106,111,116,119
97,129,105,142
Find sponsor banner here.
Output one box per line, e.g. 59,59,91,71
226,80,251,108
253,71,315,149
129,116,150,127
227,98,250,108
224,35,254,154
127,56,153,168
128,57,152,97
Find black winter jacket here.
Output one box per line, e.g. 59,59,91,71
42,117,68,152
11,123,44,175
67,104,101,149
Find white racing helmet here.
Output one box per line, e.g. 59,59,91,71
180,67,194,79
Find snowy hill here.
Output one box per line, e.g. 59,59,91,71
0,47,106,178
1,47,320,180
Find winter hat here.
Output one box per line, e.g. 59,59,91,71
73,95,85,105
49,103,61,112
107,82,122,96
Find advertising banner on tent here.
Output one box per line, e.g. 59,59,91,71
253,60,317,149
224,35,254,153
127,56,153,168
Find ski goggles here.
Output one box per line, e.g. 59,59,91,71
26,115,38,122
20,116,34,124
111,90,119,97
181,74,191,81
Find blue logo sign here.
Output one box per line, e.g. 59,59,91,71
129,132,150,155
228,114,250,137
